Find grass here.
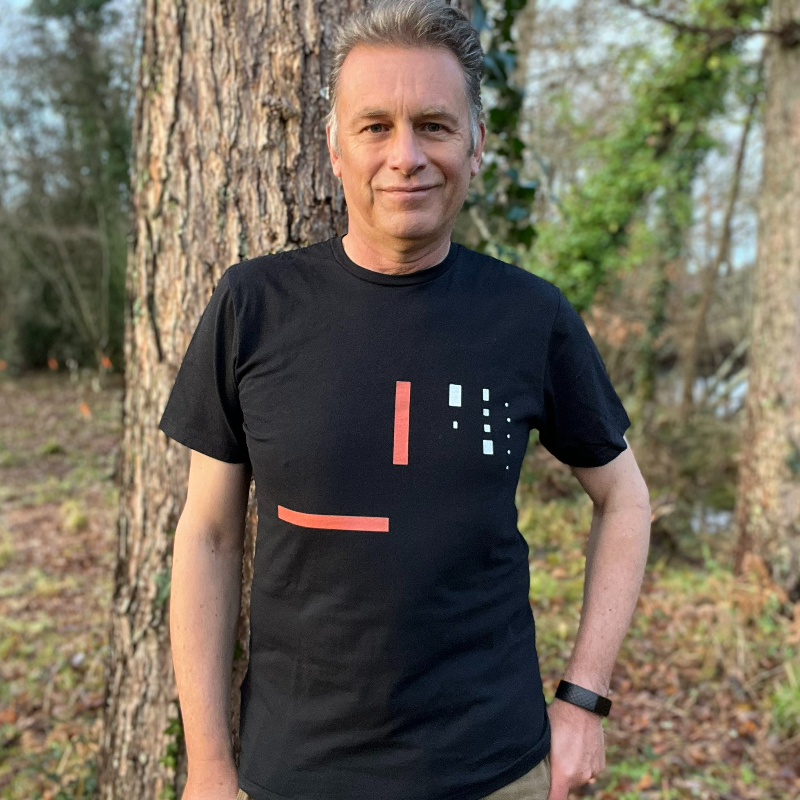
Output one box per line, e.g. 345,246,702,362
0,372,120,800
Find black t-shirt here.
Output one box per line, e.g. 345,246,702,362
158,235,630,800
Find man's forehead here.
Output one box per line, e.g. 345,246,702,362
340,41,462,71
336,45,468,121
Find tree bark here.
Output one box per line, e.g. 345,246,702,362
97,2,360,797
733,0,800,602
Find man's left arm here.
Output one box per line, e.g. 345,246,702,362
545,439,651,798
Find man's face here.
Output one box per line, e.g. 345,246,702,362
327,44,485,248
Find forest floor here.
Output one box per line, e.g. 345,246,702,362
0,372,798,800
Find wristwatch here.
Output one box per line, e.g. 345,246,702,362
555,679,612,717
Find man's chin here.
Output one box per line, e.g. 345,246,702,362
379,215,443,243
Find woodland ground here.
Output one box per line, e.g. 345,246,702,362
0,372,798,800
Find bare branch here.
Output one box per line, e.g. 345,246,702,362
9,228,94,347
699,336,750,407
35,198,101,344
616,0,799,45
682,58,763,414
0,213,105,244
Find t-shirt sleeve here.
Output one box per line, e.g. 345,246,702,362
157,268,250,464
537,288,631,467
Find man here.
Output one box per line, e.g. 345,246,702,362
158,2,651,800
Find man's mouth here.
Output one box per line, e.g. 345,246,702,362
383,185,438,193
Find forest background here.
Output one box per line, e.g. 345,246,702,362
0,0,798,799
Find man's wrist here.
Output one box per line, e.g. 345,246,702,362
552,695,603,719
187,752,237,779
561,670,610,696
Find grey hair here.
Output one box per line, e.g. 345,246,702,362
326,0,484,155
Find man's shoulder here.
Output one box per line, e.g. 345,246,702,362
223,238,334,288
457,243,562,304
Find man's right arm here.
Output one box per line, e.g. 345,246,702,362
170,449,252,798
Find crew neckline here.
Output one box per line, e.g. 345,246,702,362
330,234,460,286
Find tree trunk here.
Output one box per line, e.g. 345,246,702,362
97,1,360,797
733,1,800,602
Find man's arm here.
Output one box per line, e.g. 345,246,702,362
561,440,651,697
170,449,251,795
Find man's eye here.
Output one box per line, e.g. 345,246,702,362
424,122,442,132
367,123,385,133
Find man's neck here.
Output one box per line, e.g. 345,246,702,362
341,229,452,276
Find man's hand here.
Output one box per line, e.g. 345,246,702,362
545,698,606,799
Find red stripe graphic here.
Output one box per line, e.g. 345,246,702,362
393,380,411,465
278,505,389,532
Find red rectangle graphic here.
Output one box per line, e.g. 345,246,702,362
393,380,411,465
278,505,389,532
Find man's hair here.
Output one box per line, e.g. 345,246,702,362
326,0,484,155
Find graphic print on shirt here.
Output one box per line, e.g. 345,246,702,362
451,384,512,469
276,505,389,532
277,380,515,530
392,380,411,465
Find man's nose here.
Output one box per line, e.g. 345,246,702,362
387,123,426,175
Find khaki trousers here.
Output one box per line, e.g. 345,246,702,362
235,752,551,800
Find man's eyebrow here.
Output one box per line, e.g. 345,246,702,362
353,107,461,125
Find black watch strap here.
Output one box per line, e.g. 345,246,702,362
555,680,612,717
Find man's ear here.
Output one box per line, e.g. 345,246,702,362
470,120,486,177
326,125,342,179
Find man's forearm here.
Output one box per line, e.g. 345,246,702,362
561,497,651,697
170,518,244,772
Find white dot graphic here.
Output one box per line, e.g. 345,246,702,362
453,420,458,429
506,417,511,422
507,449,511,454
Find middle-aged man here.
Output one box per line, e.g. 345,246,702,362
158,2,652,800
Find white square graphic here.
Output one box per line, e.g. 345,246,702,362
483,408,490,417
483,439,494,455
449,384,462,407
484,424,491,433
483,388,490,401
453,421,458,429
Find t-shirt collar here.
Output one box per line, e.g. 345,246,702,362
329,234,459,286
